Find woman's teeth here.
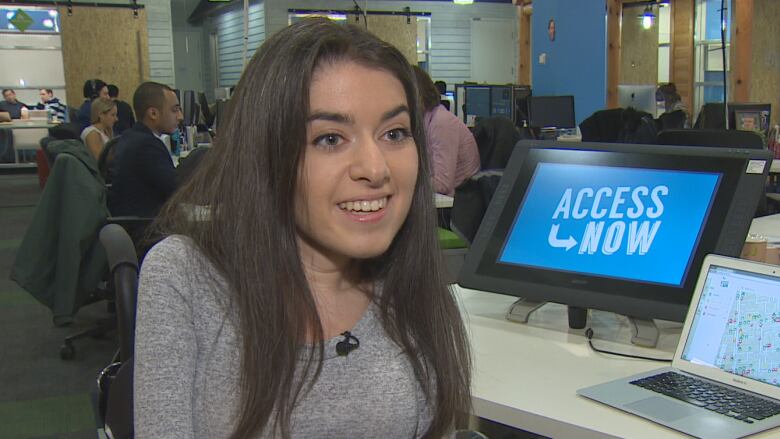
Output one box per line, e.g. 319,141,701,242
339,197,387,212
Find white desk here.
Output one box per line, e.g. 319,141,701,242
458,287,778,438
460,215,780,438
435,193,454,209
750,214,780,238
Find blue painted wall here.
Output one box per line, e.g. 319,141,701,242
532,0,606,125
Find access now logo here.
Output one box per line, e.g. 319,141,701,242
548,185,668,256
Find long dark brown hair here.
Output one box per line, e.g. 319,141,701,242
153,18,471,438
413,65,444,113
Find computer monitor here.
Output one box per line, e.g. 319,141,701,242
527,95,576,129
490,86,513,119
458,140,771,328
458,84,517,127
618,85,657,115
464,86,491,124
728,103,771,135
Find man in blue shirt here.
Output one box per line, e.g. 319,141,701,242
0,89,28,119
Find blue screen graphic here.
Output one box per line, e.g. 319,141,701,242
499,163,721,286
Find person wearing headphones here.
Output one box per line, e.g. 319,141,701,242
77,79,109,131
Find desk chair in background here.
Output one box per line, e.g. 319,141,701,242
693,103,726,130
96,223,138,439
472,116,523,170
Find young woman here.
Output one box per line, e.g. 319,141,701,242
80,97,117,159
134,18,472,439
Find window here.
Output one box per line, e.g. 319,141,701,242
693,0,731,119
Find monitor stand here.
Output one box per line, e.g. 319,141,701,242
628,316,660,348
506,300,660,347
506,299,588,329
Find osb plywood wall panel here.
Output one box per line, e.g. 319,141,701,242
671,0,694,112
750,0,779,127
620,7,659,85
356,15,417,65
59,6,149,109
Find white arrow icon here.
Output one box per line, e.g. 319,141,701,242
548,224,577,251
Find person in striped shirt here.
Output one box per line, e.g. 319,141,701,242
34,89,67,122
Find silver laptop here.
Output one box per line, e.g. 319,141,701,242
578,254,780,439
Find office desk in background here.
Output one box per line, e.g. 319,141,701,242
0,120,57,167
459,215,780,439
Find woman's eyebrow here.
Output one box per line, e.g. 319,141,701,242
307,105,409,125
381,105,410,122
307,111,354,124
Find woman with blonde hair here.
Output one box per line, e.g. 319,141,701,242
80,97,117,158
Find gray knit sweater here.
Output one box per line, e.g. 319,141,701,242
134,236,433,438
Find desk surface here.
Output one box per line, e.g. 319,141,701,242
460,215,780,438
458,287,778,439
0,120,57,130
435,193,454,209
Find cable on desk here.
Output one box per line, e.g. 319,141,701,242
585,328,672,363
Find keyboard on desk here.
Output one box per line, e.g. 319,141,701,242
631,371,780,424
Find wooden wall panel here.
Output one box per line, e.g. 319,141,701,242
59,6,149,109
356,15,417,66
517,3,531,85
606,0,622,108
731,0,753,103
749,0,779,127
670,0,694,113
620,5,659,85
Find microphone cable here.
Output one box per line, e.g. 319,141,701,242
585,328,672,363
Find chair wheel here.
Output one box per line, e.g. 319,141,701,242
60,342,75,360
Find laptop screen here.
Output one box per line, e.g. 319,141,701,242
681,264,780,388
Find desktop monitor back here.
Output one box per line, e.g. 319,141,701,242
527,95,576,129
618,85,657,115
458,140,772,322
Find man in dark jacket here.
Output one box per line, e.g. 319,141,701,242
107,84,135,135
108,81,182,217
0,89,28,118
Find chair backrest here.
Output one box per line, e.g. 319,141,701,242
657,129,766,149
99,223,139,361
450,170,504,245
97,223,140,439
694,103,726,129
472,116,523,170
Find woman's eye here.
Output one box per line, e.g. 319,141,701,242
313,133,343,149
384,128,411,142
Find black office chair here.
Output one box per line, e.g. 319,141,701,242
450,170,504,245
693,103,726,130
97,223,138,439
472,116,524,170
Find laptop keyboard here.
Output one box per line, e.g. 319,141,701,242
631,371,780,423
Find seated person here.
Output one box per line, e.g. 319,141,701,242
80,97,117,159
656,83,690,128
33,88,67,122
77,79,109,131
0,89,28,119
108,81,182,217
413,66,480,196
107,84,135,136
